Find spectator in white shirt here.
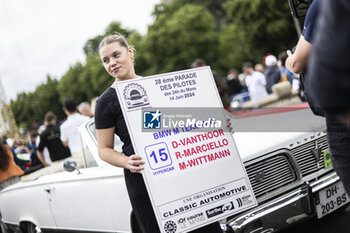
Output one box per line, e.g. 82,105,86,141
242,61,268,101
60,99,90,155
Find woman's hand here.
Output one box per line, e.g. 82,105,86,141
127,154,145,173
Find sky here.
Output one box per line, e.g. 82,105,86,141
0,0,159,102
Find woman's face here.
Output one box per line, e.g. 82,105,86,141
99,42,135,81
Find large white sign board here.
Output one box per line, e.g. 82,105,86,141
114,67,256,233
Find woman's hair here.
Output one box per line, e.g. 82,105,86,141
99,32,136,56
0,142,10,171
99,32,129,50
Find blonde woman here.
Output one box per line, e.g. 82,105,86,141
95,33,222,233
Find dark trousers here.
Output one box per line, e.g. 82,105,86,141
326,113,350,195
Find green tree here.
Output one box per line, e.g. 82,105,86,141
83,22,137,55
57,62,86,103
11,76,62,128
143,4,219,75
128,32,149,76
219,0,298,70
34,76,64,121
11,92,34,129
79,53,113,100
153,0,228,30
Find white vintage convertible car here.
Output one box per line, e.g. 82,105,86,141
0,104,349,233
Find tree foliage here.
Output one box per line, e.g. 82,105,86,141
11,76,62,129
83,22,137,55
153,0,227,30
218,0,298,69
11,1,299,130
142,4,218,75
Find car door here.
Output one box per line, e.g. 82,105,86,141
47,167,117,232
0,182,56,229
101,166,133,232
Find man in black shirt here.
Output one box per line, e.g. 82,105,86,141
37,112,71,166
226,68,243,99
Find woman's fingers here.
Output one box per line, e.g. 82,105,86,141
128,154,145,173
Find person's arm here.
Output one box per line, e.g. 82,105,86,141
286,35,312,74
62,141,68,147
37,135,49,167
96,127,144,173
37,150,49,167
60,125,69,148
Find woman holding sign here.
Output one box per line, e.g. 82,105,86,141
95,33,222,233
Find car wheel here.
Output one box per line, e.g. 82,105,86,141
24,223,42,233
130,211,142,233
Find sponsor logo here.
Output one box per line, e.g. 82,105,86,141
176,212,205,229
312,147,323,161
162,117,221,129
164,220,177,233
186,212,205,226
123,83,149,109
143,110,161,129
255,170,265,182
241,195,253,206
312,140,323,162
206,202,234,218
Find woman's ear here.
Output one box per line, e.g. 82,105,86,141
128,46,134,56
128,46,135,62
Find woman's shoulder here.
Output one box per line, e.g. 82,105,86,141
94,87,120,128
95,87,120,119
97,87,117,105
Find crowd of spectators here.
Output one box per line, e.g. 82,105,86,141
190,55,299,110
222,52,299,108
1,99,92,178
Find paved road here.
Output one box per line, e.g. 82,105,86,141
282,205,350,233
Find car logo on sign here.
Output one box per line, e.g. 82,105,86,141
123,83,150,109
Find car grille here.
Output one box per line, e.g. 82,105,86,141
245,136,329,199
291,135,328,177
246,154,297,198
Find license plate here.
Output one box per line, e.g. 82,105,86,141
316,181,350,218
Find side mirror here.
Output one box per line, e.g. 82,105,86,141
64,158,81,174
288,0,312,18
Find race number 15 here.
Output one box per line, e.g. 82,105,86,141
144,142,172,170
